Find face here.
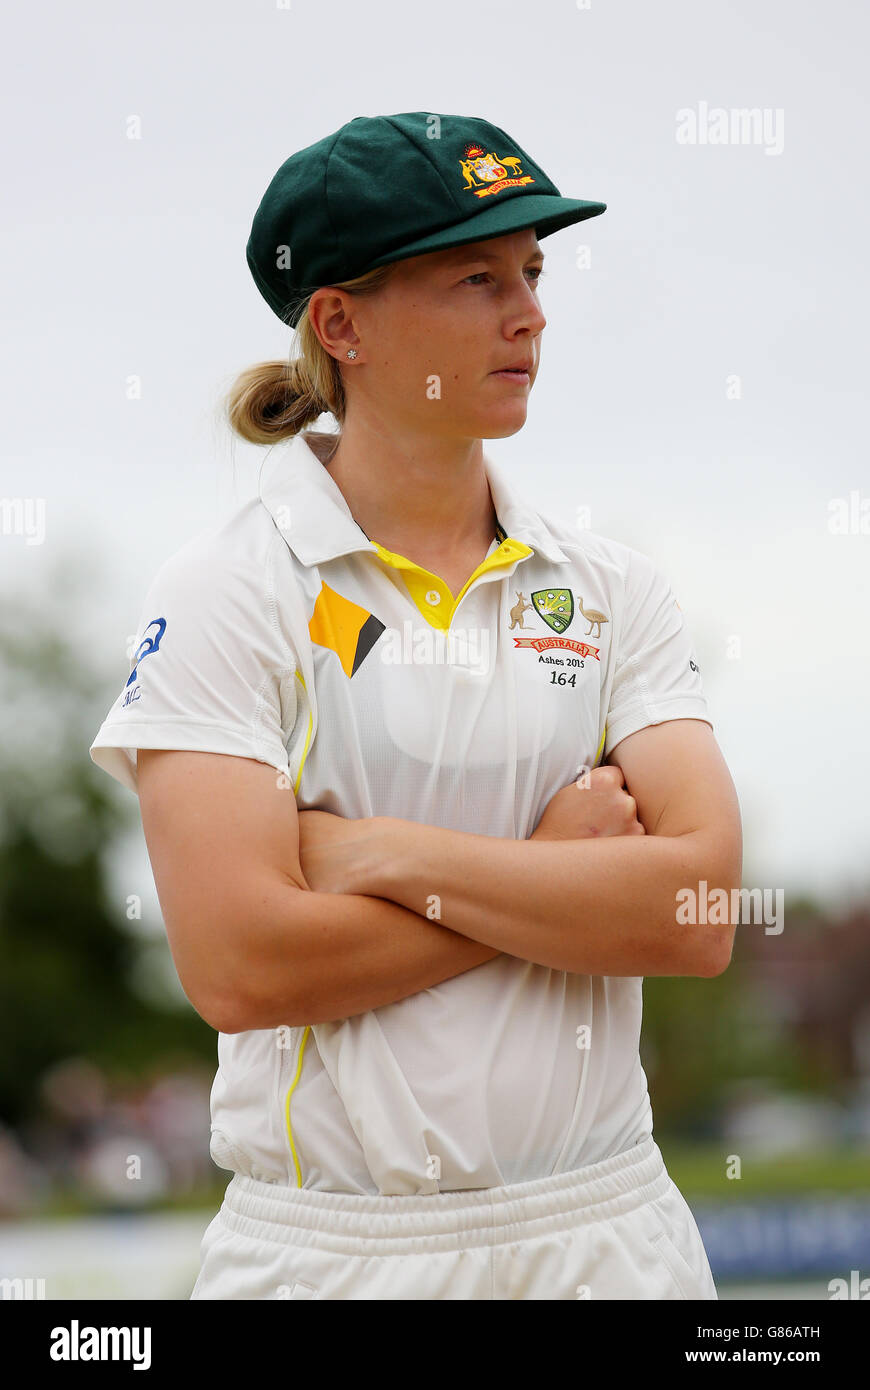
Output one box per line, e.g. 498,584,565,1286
309,227,547,443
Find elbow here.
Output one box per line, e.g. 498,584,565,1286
675,840,742,978
205,995,256,1035
670,922,734,979
205,981,308,1035
696,928,735,977
170,944,270,1034
184,879,313,1034
182,978,256,1035
695,895,740,979
209,965,311,1036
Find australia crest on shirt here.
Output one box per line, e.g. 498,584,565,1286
508,587,608,660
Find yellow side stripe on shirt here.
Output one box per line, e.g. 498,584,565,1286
594,725,607,767
284,1025,311,1188
283,671,316,1186
292,669,314,797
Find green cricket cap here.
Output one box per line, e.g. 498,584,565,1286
246,111,606,328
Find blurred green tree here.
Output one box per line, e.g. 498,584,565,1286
0,558,216,1129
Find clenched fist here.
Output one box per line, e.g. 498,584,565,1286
530,764,646,842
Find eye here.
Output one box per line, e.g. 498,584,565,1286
461,268,546,286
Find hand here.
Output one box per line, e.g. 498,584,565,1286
296,809,373,895
530,764,646,842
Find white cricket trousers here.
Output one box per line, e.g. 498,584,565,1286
189,1134,717,1300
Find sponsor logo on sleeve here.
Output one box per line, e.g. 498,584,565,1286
121,616,166,706
126,617,166,685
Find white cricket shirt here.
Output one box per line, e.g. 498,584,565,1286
90,429,712,1196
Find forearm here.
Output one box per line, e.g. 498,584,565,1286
228,881,501,1030
358,820,732,977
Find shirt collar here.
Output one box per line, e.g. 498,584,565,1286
258,430,569,566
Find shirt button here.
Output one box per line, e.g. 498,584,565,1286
425,589,441,605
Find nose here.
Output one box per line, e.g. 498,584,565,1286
515,281,546,336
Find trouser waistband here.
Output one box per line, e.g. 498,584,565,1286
215,1135,670,1257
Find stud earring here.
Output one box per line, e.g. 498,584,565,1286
346,348,358,359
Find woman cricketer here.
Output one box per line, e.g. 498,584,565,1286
90,111,741,1300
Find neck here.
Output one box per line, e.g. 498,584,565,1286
308,418,498,556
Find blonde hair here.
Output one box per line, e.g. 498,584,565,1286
226,262,398,446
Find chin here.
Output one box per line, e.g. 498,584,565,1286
477,412,529,440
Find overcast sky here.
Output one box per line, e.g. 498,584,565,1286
3,0,868,908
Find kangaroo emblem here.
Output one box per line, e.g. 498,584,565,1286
509,592,534,630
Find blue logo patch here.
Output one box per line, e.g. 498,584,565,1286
127,617,167,685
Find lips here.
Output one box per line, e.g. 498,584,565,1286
491,362,531,383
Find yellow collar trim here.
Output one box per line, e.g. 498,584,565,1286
371,536,533,632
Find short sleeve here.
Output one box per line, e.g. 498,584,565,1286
89,524,300,795
604,546,711,758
